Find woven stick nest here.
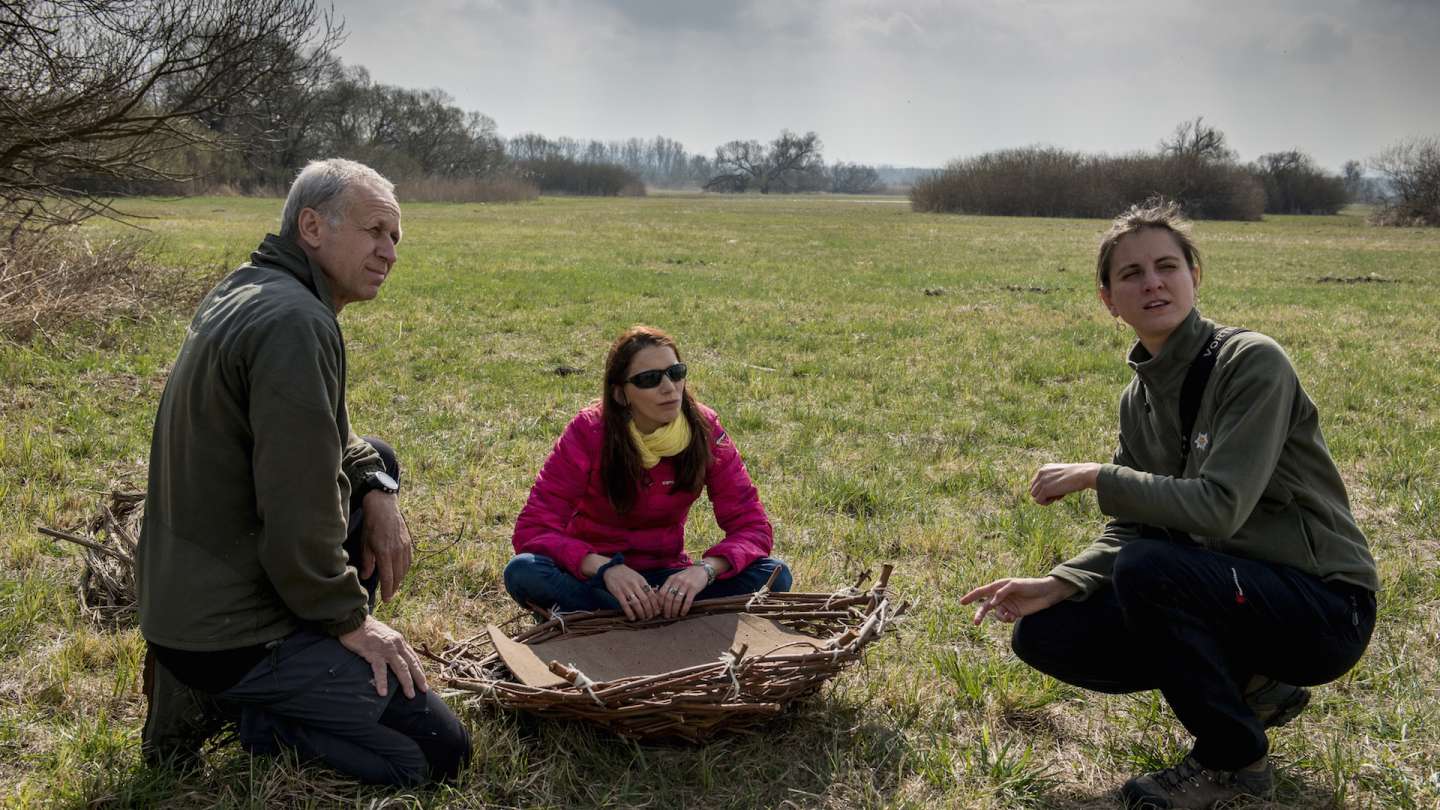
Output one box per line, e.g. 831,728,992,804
38,490,143,628
430,564,908,742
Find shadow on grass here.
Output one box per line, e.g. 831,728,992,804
461,693,916,808
1044,772,1352,810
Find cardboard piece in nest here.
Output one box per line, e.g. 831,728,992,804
490,613,827,687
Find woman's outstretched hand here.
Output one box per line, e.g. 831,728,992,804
1029,462,1102,505
601,563,660,621
960,576,1077,625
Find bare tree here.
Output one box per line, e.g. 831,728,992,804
507,133,556,162
1249,150,1346,214
0,0,341,231
763,131,824,192
1370,135,1440,226
1161,116,1236,163
1341,159,1380,204
705,139,767,192
705,130,824,193
830,162,881,194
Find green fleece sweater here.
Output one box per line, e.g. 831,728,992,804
138,235,385,650
1051,308,1378,597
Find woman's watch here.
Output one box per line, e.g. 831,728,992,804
698,560,718,584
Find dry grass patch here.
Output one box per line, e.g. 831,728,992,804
0,232,211,341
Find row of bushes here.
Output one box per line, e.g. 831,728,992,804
516,157,645,197
910,147,1348,221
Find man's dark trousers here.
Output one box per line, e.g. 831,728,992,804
1011,538,1373,770
221,438,470,786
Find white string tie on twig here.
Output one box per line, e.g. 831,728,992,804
570,670,605,707
717,651,743,700
822,585,861,611
744,585,772,610
549,604,568,634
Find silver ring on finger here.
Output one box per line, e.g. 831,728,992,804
625,594,634,602
669,587,680,595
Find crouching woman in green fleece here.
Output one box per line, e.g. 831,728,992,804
962,199,1377,810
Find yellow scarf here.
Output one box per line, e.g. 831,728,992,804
628,416,692,469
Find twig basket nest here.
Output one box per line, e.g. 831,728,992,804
38,490,143,628
432,565,908,742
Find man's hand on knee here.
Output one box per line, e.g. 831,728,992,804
360,490,413,602
339,616,429,699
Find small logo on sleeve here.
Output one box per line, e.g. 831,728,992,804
1194,432,1210,452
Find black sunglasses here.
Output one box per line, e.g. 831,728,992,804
626,362,687,389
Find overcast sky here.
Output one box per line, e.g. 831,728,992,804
334,0,1440,171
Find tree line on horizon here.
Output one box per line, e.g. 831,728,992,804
911,117,1423,222
2,0,1435,233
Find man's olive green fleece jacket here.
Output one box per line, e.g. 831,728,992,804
138,235,385,650
1051,308,1378,597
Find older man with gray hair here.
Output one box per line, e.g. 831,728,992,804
137,159,470,785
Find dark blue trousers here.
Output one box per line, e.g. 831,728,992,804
503,553,792,614
223,629,470,786
1011,538,1374,770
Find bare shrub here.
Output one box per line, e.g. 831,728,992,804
518,157,645,196
1369,135,1440,227
0,232,207,340
911,147,1264,221
1249,151,1347,215
830,163,883,194
397,173,539,203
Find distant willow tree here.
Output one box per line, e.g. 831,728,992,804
705,131,825,193
0,0,340,231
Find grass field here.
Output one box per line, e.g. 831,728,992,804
2,194,1437,808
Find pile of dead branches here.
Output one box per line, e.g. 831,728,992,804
39,490,144,628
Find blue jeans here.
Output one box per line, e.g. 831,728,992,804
503,553,793,613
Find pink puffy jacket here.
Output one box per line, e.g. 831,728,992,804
512,402,774,580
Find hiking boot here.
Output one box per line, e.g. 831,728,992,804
140,649,234,769
1121,755,1274,809
1244,677,1310,730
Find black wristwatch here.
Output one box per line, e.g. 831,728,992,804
361,469,399,495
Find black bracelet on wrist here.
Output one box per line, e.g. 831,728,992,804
589,553,625,587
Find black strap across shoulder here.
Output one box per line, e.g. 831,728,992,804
1178,326,1249,469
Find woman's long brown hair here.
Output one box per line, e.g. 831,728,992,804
600,325,712,513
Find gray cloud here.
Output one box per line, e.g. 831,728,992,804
334,0,1440,170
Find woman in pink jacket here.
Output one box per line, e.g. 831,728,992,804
505,325,792,621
